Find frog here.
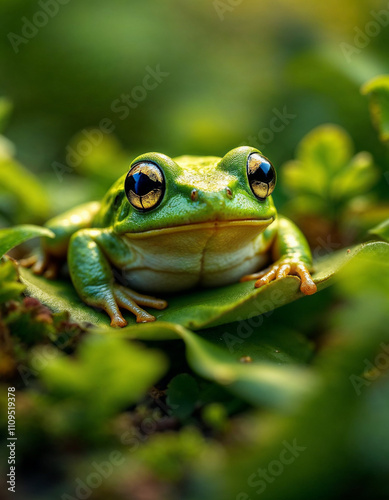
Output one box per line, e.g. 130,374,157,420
23,146,317,327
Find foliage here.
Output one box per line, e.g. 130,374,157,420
0,116,50,224
281,124,378,217
362,75,389,144
369,218,389,242
1,4,389,498
16,240,383,329
36,335,167,441
0,225,54,259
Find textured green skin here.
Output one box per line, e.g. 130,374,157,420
41,146,313,323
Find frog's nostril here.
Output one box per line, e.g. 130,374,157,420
190,189,198,201
226,187,233,199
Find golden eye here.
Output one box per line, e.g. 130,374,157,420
125,161,165,211
247,153,276,200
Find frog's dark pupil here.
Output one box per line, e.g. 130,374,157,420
128,172,161,196
249,159,274,184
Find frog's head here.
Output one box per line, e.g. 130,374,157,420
110,146,277,236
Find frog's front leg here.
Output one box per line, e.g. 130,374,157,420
68,228,167,327
241,216,317,295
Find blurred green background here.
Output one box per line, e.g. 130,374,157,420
1,1,389,500
1,0,388,190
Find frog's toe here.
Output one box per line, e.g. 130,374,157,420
113,285,166,323
43,260,60,280
136,312,157,323
276,263,291,279
254,268,277,288
241,261,317,296
82,293,128,328
294,263,317,295
240,265,277,288
123,288,168,310
110,314,128,328
32,254,48,275
240,265,272,283
116,293,156,323
20,255,38,268
22,252,61,279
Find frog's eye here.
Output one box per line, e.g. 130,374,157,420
247,153,276,200
125,161,165,211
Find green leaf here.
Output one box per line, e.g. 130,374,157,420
369,218,389,242
115,322,316,410
362,75,389,144
39,334,167,423
298,124,353,175
27,242,389,411
281,125,378,217
331,151,378,200
0,260,25,302
17,242,389,412
282,159,326,197
0,225,54,258
166,373,200,419
221,254,389,500
196,322,313,365
112,244,389,412
19,241,388,330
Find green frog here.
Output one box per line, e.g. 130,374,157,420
24,147,317,327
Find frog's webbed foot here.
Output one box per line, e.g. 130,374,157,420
241,260,317,295
111,284,168,327
20,252,61,279
84,284,168,328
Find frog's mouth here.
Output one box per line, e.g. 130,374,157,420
125,217,274,239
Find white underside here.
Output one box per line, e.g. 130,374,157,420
121,220,273,293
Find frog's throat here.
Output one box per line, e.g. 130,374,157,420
125,217,274,239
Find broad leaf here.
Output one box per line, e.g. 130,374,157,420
221,254,389,500
298,124,353,176
19,241,389,411
330,151,377,200
0,225,54,258
19,241,389,330
110,322,316,409
369,218,389,242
